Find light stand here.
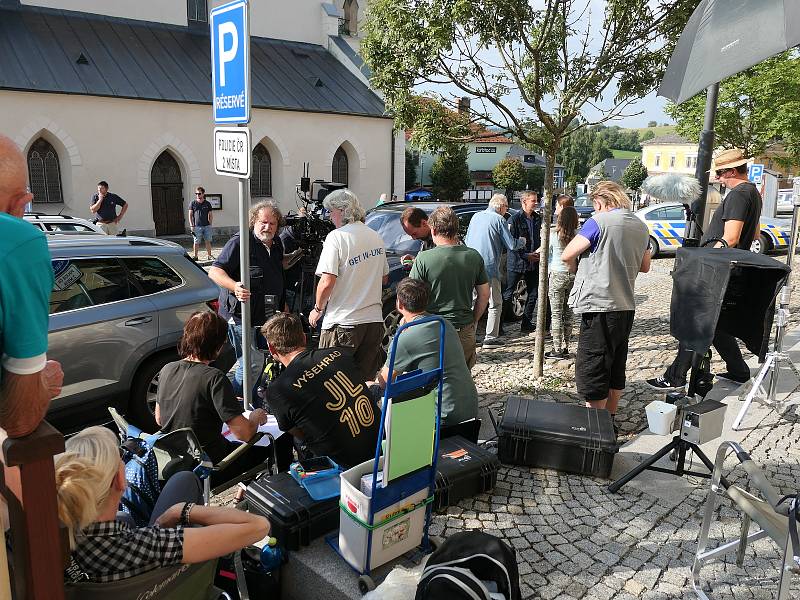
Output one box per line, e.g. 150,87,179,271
732,180,800,430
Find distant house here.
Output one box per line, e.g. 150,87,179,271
640,133,696,176
506,145,566,191
586,158,634,189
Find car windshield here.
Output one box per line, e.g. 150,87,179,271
365,211,420,254
575,196,592,208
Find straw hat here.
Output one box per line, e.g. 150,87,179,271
710,148,750,172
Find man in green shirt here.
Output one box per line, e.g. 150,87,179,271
377,278,478,427
0,135,63,437
408,207,489,368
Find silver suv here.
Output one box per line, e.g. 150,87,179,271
25,212,104,234
47,234,232,433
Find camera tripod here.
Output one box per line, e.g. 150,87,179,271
608,353,726,493
733,187,800,430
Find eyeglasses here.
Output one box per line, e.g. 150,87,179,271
195,192,203,195
118,446,126,460
715,168,730,178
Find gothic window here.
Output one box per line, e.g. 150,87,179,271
28,138,63,204
343,0,358,35
250,144,272,197
332,147,349,186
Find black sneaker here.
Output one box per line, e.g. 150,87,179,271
545,349,567,359
715,372,750,385
481,338,503,349
646,376,683,391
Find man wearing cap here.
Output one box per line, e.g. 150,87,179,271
647,148,762,390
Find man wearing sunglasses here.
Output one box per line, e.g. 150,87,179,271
648,148,762,391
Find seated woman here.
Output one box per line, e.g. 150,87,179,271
56,426,268,583
155,311,289,487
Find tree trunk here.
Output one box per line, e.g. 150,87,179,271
533,151,557,377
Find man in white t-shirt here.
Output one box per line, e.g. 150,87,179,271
309,189,389,381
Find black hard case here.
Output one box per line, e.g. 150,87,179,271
497,396,618,478
434,436,500,511
244,472,339,551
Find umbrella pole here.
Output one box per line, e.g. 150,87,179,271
690,83,720,233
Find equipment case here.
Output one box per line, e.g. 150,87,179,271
433,436,500,511
245,472,339,551
497,396,618,478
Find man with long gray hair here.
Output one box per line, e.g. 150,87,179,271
309,189,388,381
209,200,286,397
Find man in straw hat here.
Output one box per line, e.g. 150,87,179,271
647,148,762,391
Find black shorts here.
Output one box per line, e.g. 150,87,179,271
575,311,635,402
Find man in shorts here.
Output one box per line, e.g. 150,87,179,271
561,181,650,428
189,186,214,261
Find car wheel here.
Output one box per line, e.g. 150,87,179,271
129,350,179,433
512,278,528,318
648,236,660,258
751,233,770,255
381,300,402,354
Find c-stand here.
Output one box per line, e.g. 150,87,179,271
733,179,800,430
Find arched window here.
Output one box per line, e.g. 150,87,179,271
28,138,63,204
332,146,349,186
343,0,358,35
251,144,272,197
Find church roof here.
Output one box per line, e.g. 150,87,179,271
0,5,387,118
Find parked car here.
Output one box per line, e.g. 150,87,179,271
365,201,521,349
573,195,595,224
46,234,233,433
635,202,794,257
25,212,104,234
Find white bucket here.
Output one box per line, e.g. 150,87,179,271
645,401,677,435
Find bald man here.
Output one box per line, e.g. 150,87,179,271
0,135,63,437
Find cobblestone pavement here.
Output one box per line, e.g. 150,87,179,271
431,255,800,599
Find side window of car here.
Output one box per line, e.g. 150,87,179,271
123,257,183,295
663,206,686,221
646,208,666,221
458,211,476,239
50,258,137,314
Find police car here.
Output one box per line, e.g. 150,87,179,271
635,202,794,257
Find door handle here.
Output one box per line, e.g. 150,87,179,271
125,316,153,326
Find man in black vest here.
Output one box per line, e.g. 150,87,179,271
209,201,286,398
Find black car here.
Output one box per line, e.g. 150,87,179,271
365,201,522,348
574,195,595,224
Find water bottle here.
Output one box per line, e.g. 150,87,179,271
259,537,284,572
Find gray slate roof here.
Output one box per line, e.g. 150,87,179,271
507,144,565,169
640,133,692,146
589,158,632,182
0,5,387,118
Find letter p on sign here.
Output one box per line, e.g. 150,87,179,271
210,0,250,124
217,22,238,87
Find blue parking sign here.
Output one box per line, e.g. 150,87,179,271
211,0,250,124
748,163,764,185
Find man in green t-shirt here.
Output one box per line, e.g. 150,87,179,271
377,278,478,427
408,207,489,368
0,135,63,437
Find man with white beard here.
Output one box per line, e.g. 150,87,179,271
209,201,286,397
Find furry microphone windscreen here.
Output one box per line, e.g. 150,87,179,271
640,173,701,204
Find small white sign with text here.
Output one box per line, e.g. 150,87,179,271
214,127,251,178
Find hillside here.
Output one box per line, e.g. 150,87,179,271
629,125,676,137
611,149,641,159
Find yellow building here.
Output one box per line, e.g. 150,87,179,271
640,134,697,175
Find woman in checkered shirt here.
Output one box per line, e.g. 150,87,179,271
55,426,269,583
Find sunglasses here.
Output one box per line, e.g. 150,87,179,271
715,168,731,178
195,192,204,195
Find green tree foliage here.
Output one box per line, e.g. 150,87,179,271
641,129,656,142
404,149,418,190
666,52,800,169
621,159,649,191
492,157,527,193
594,126,640,152
361,0,699,375
647,121,658,128
558,127,611,181
526,167,545,193
430,146,470,202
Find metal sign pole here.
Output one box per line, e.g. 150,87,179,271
239,175,252,409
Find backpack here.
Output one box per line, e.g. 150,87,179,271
119,437,161,527
415,532,521,600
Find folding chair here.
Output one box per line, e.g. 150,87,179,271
65,559,221,600
692,441,799,600
109,408,273,504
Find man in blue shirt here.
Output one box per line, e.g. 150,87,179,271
504,190,542,333
0,135,63,437
89,180,127,235
464,194,524,348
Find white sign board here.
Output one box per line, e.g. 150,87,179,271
214,127,251,178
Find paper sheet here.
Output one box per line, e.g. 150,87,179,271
382,390,435,483
221,410,283,447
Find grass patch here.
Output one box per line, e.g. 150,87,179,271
628,125,676,137
611,149,642,159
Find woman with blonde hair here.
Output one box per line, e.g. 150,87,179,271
56,426,269,583
546,206,579,358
